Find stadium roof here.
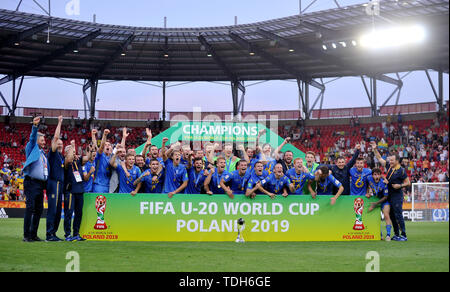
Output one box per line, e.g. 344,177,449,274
0,0,448,84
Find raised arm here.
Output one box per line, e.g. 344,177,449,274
370,141,386,167
255,129,266,154
346,143,361,168
51,115,63,152
237,144,250,163
91,128,98,149
98,129,110,154
121,127,129,148
274,137,290,160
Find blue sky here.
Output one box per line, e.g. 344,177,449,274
0,0,448,114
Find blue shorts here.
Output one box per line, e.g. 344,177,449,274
381,201,390,210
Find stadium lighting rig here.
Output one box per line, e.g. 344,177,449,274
359,24,426,49
321,24,426,51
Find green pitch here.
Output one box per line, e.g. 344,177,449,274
0,219,448,272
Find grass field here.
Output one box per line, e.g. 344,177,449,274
0,219,448,272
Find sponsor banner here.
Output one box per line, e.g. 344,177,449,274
0,208,48,218
432,209,449,222
402,209,425,221
79,194,381,242
0,201,26,209
403,202,449,210
0,200,48,209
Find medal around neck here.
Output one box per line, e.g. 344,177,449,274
235,218,245,243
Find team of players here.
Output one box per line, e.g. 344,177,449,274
81,128,410,242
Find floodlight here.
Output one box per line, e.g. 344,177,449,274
359,25,426,49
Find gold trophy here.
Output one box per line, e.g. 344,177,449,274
235,218,245,243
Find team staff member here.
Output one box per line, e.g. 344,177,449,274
22,116,47,242
321,144,360,195
372,142,410,241
274,138,294,173
45,115,65,242
63,142,86,242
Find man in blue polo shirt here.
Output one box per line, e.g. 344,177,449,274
22,116,47,242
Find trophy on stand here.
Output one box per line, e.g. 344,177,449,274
235,218,245,243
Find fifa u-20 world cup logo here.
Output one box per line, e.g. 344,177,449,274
353,197,365,230
94,195,107,230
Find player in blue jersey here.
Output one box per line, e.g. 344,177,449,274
314,166,344,205
285,158,315,195
110,150,142,195
262,163,292,198
162,138,188,198
82,144,97,193
185,156,209,194
245,161,272,199
220,160,249,198
349,157,372,196
92,129,112,193
134,158,164,193
366,168,392,241
204,157,229,195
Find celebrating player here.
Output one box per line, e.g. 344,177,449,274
220,159,249,198
366,168,392,241
285,158,315,195
349,157,372,196
314,166,344,205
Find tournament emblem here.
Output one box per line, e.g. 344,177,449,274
352,197,365,230
94,195,107,230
